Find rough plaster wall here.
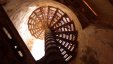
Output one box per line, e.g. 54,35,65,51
83,26,113,64
2,0,113,64
70,25,113,64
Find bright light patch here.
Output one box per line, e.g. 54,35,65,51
29,6,37,11
31,39,45,60
14,5,45,61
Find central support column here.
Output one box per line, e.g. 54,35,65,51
36,29,66,64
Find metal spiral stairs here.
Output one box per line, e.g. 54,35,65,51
28,6,78,63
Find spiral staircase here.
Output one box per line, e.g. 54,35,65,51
28,6,78,63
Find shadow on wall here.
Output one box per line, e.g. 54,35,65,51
0,0,8,5
109,0,113,5
80,46,99,64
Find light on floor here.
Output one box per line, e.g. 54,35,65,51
31,39,45,60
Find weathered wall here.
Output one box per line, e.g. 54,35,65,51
70,25,113,64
